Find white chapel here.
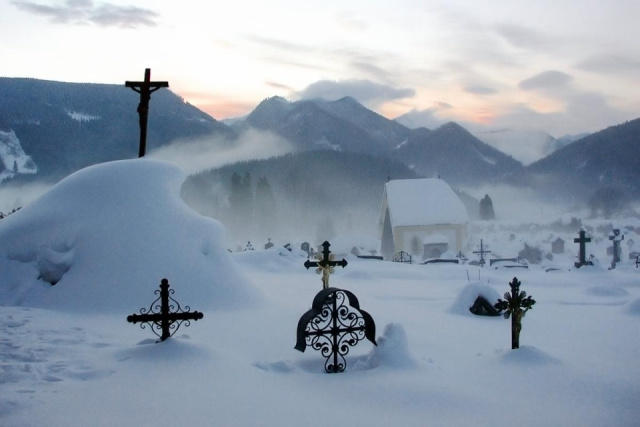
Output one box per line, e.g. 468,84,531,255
379,178,469,261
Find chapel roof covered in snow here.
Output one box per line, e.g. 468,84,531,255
380,178,469,227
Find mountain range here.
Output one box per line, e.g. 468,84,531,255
1,78,639,206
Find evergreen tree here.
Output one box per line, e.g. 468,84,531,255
254,176,277,238
479,194,495,220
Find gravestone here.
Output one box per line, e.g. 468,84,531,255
469,296,501,316
301,242,311,256
264,238,274,250
608,229,624,269
127,278,204,342
125,68,169,158
574,228,593,268
551,237,565,254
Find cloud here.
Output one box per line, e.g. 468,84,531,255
265,81,294,92
495,24,551,51
464,85,498,95
393,102,452,130
518,70,573,91
11,0,159,28
148,128,294,176
296,79,415,108
575,54,640,75
492,90,631,137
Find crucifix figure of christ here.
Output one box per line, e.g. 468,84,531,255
304,241,348,289
494,277,535,349
127,278,203,342
125,68,169,158
574,228,593,268
473,239,491,267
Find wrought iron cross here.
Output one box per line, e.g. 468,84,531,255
125,68,169,158
494,277,535,349
295,287,376,373
127,278,203,342
304,241,348,289
574,228,593,268
473,239,491,267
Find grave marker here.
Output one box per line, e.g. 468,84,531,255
127,278,203,342
264,238,274,250
494,277,535,349
608,229,624,269
473,239,491,267
125,68,169,158
295,288,376,373
574,228,593,268
304,241,348,290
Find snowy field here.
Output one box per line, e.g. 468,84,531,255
1,160,640,426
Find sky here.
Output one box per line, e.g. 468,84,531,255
1,0,639,137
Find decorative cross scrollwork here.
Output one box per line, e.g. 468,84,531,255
127,278,203,342
295,287,376,373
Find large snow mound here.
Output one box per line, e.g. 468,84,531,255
0,159,261,312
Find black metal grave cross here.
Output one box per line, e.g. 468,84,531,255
473,239,491,267
125,68,169,158
574,228,593,268
295,287,376,373
494,277,535,349
304,241,348,289
127,278,203,342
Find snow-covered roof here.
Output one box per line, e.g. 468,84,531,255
381,178,468,227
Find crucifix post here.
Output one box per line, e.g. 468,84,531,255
574,228,593,268
125,68,169,158
473,239,491,267
127,278,203,342
304,241,348,289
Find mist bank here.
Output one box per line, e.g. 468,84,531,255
181,150,422,249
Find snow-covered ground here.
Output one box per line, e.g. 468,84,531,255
1,160,639,426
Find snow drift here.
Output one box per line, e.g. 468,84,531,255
0,159,261,312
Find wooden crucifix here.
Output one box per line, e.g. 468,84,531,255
473,239,491,267
127,278,203,342
574,228,593,268
125,68,169,158
304,241,348,289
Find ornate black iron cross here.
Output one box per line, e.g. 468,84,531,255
125,68,169,158
304,241,348,289
127,278,203,342
494,277,535,349
574,228,593,268
473,239,491,267
295,287,376,373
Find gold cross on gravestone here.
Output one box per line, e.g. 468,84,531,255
304,241,348,289
125,68,169,158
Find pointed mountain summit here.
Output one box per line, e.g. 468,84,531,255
526,118,640,198
393,122,523,185
236,96,409,156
